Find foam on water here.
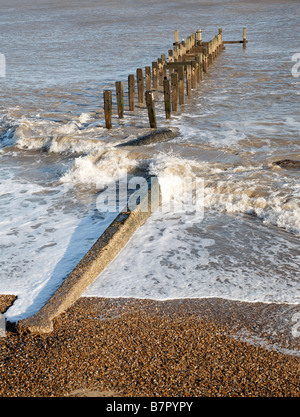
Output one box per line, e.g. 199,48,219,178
60,149,138,189
0,173,118,322
85,152,300,305
12,114,108,154
149,151,300,235
84,209,300,304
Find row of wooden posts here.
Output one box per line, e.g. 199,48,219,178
103,28,247,129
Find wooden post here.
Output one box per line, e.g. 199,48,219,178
174,45,179,62
163,78,171,119
210,41,214,63
115,81,124,119
209,40,212,62
196,29,202,45
181,41,186,56
104,90,112,129
158,58,163,86
243,28,247,48
168,50,174,75
213,37,217,57
128,74,135,111
137,68,144,104
186,64,192,96
171,72,178,112
163,65,167,81
175,30,179,44
217,34,221,53
191,33,196,47
178,66,185,105
145,66,151,92
196,53,203,81
145,91,157,128
186,36,190,52
152,62,158,89
178,43,183,60
202,47,208,73
191,60,197,89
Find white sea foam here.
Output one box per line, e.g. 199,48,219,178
60,149,137,189
84,208,300,304
149,151,300,236
13,115,106,154
0,174,117,322
85,150,300,304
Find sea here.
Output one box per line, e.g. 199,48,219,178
0,0,299,323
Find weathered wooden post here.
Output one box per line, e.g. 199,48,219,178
104,90,112,129
186,64,192,96
217,29,222,53
196,29,202,45
171,72,178,112
163,65,167,81
152,62,158,89
203,47,208,73
128,74,135,111
115,81,124,119
174,45,179,62
145,66,151,92
186,36,190,53
145,91,157,128
178,66,185,105
196,53,203,81
217,34,220,54
178,44,183,61
191,60,197,89
181,41,186,56
243,28,247,48
137,68,144,104
168,50,174,75
210,41,213,64
163,78,171,119
210,39,214,61
158,58,163,86
175,30,179,44
191,33,196,47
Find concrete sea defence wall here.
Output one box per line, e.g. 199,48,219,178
17,176,160,334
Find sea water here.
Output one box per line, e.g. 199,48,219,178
0,0,299,322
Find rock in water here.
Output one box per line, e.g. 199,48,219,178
272,160,300,170
117,128,179,147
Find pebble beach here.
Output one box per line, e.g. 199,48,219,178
0,295,299,397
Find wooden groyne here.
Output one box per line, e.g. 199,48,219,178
103,27,247,130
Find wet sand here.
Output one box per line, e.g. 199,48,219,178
0,295,299,397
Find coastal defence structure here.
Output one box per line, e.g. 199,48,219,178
103,27,247,129
15,27,247,334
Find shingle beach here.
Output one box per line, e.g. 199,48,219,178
0,295,299,397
